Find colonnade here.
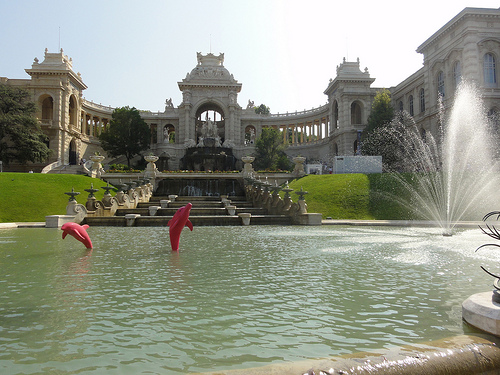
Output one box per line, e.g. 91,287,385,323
79,111,110,137
262,115,330,145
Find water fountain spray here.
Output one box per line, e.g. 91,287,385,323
371,82,500,235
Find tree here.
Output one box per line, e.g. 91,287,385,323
254,127,291,170
99,106,151,167
361,111,419,172
254,103,270,115
363,88,394,135
0,84,51,165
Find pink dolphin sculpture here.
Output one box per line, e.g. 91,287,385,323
167,203,193,251
61,222,93,249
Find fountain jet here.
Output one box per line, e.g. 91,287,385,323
377,82,500,235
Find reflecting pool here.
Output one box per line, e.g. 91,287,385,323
0,225,496,374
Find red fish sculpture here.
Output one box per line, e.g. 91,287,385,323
168,203,193,251
61,222,93,249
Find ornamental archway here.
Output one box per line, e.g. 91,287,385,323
195,103,225,146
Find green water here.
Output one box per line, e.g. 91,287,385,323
0,226,495,374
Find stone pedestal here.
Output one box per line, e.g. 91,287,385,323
238,213,251,225
242,156,255,177
148,206,160,216
292,213,323,226
463,291,500,336
90,155,105,179
144,155,159,178
125,214,140,227
292,156,306,177
45,215,76,228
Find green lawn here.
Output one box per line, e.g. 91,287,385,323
287,173,415,220
0,173,116,223
0,172,414,223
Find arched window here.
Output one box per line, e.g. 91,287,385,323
420,88,425,113
195,103,225,146
41,96,53,120
409,95,414,116
333,101,339,129
484,53,497,87
437,71,445,97
453,61,462,89
244,125,256,145
350,102,362,125
163,124,175,143
69,96,77,126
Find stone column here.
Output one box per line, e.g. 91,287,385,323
185,107,192,143
463,33,480,83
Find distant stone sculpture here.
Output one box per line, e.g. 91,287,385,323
202,118,217,138
163,126,170,142
246,100,254,109
165,98,173,110
197,117,219,147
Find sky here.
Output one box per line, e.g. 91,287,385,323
1,0,499,114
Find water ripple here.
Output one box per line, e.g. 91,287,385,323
0,226,493,374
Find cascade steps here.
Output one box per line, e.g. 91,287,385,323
83,195,292,226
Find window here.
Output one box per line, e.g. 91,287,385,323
244,125,256,145
334,101,339,129
484,53,497,87
437,71,445,97
453,61,461,89
69,96,77,126
350,102,362,124
420,88,425,113
399,101,403,112
409,95,414,116
41,96,53,120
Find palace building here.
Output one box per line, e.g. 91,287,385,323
1,7,500,172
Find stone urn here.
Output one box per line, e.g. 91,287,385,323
144,155,159,178
292,156,306,177
242,156,255,176
90,154,105,178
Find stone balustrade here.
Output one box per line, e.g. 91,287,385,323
242,176,321,225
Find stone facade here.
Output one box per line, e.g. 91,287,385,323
1,7,499,172
392,7,500,141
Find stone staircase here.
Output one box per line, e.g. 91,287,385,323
83,195,293,226
47,164,86,174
